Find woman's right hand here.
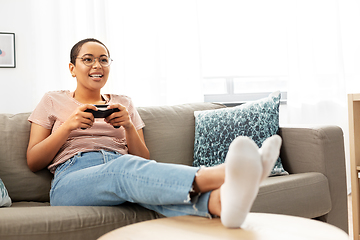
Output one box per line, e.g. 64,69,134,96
63,104,97,131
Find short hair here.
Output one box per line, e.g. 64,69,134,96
70,38,110,65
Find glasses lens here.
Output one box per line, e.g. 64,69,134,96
100,56,111,66
82,56,94,66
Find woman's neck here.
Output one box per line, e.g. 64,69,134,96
73,90,106,105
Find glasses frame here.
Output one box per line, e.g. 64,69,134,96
76,55,113,67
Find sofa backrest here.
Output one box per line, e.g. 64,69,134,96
0,113,53,202
137,103,225,166
0,102,225,202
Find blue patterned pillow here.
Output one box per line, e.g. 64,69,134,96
0,178,12,207
193,91,288,176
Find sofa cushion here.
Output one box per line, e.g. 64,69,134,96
0,178,11,207
192,91,287,176
0,202,161,240
0,113,53,202
252,172,332,218
137,103,226,166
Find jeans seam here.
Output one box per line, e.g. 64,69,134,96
160,204,211,218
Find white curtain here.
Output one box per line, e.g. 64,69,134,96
287,0,348,126
285,0,360,193
28,0,203,108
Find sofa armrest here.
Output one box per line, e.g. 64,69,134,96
278,125,348,232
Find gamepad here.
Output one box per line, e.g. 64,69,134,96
85,105,120,118
84,105,121,129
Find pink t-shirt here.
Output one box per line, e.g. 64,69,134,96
28,90,145,173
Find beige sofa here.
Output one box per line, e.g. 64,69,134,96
0,102,348,240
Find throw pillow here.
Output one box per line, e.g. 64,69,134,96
0,178,12,207
193,91,288,176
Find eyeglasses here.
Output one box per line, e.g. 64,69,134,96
76,55,113,67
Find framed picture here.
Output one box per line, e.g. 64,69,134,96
0,33,16,68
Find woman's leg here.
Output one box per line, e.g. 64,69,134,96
51,151,201,206
138,191,212,218
139,135,281,221
50,135,281,226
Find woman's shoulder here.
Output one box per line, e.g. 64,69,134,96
43,90,71,98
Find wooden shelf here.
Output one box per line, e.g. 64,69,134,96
351,94,360,102
348,94,360,240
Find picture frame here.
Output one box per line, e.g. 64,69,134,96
0,33,16,68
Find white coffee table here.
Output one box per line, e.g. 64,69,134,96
98,213,349,240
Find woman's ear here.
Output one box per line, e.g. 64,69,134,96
69,63,76,77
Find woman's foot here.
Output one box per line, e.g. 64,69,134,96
258,135,282,181
220,136,262,228
219,135,282,228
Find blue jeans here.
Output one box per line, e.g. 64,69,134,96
50,150,211,218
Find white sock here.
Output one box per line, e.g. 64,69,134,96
220,136,262,228
258,135,282,182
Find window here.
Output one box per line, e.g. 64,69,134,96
197,0,289,103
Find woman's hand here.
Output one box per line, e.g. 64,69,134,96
104,104,133,129
105,104,150,159
63,104,97,131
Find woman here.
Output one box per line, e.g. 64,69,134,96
26,38,282,228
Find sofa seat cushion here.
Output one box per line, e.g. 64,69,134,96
251,172,331,219
0,202,161,240
11,201,50,207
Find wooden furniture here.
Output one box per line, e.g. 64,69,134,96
98,213,348,240
348,93,360,240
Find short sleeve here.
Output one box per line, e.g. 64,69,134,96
110,94,145,130
28,93,55,129
127,98,145,130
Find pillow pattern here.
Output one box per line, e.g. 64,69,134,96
0,178,12,207
193,91,288,176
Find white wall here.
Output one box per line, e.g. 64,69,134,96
0,0,206,113
1,1,34,113
0,0,72,114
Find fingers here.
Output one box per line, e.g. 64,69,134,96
76,104,97,130
79,118,94,130
74,104,133,130
107,103,125,111
105,104,132,129
80,104,98,112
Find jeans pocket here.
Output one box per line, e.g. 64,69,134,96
54,157,77,179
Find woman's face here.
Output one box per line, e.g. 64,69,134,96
69,41,110,92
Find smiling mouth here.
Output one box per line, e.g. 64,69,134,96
89,74,103,78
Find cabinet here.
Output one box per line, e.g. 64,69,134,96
348,93,360,239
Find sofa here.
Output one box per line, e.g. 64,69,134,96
0,102,348,240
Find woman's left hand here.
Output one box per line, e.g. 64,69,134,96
105,103,150,159
104,104,133,129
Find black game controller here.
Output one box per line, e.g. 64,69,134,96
85,105,120,118
85,105,120,128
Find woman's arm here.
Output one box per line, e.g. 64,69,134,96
106,104,150,159
125,127,150,159
27,123,72,172
27,104,97,172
